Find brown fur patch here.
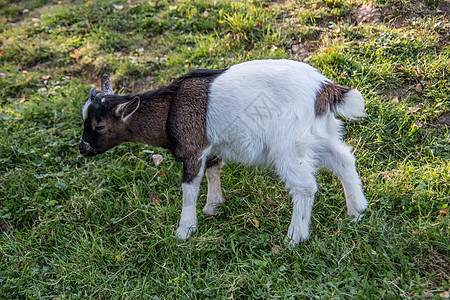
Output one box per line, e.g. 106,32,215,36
128,97,172,148
315,83,351,116
167,77,214,182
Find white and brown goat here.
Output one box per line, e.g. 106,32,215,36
79,59,368,244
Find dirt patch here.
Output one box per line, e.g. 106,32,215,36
352,3,381,25
434,112,450,126
1,221,16,233
289,38,321,61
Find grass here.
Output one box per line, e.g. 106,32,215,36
1,0,449,298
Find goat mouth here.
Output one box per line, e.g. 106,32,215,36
78,138,97,156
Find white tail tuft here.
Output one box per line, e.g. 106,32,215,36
333,89,366,120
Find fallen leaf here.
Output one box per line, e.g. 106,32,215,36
85,0,92,5
113,4,124,10
394,64,404,71
1,221,16,233
438,209,448,216
150,192,160,204
0,50,5,56
152,154,163,166
415,84,423,93
42,74,51,80
73,49,79,62
408,106,421,113
250,218,260,228
126,32,133,36
413,121,423,128
271,244,282,254
440,290,450,298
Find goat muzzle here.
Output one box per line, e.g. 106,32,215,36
78,138,96,156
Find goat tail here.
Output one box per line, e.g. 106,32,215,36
332,88,366,120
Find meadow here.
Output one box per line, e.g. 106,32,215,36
0,0,449,298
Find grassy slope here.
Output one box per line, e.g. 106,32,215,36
1,0,449,298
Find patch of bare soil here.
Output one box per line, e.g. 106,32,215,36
289,38,321,61
352,3,381,25
434,112,450,126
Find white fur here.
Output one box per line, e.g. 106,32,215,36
176,169,203,240
334,89,366,120
203,59,368,244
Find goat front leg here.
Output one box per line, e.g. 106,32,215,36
176,158,205,240
203,157,225,215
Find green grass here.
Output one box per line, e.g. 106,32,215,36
1,0,449,298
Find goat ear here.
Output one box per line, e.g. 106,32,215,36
101,74,114,96
115,96,140,120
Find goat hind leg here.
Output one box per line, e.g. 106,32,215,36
320,141,368,221
276,158,318,244
203,159,225,215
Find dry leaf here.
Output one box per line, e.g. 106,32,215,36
439,290,450,298
85,20,92,30
42,74,51,80
413,121,423,128
73,49,79,62
0,50,5,56
250,218,260,228
408,106,421,113
1,221,16,233
113,4,124,10
150,192,160,204
438,209,448,216
152,154,163,166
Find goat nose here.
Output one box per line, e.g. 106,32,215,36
78,138,85,151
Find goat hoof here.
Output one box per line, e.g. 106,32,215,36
176,225,196,240
351,213,364,223
202,203,222,215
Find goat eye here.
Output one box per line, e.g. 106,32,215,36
95,125,105,132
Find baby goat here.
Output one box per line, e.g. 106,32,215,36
79,59,368,244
